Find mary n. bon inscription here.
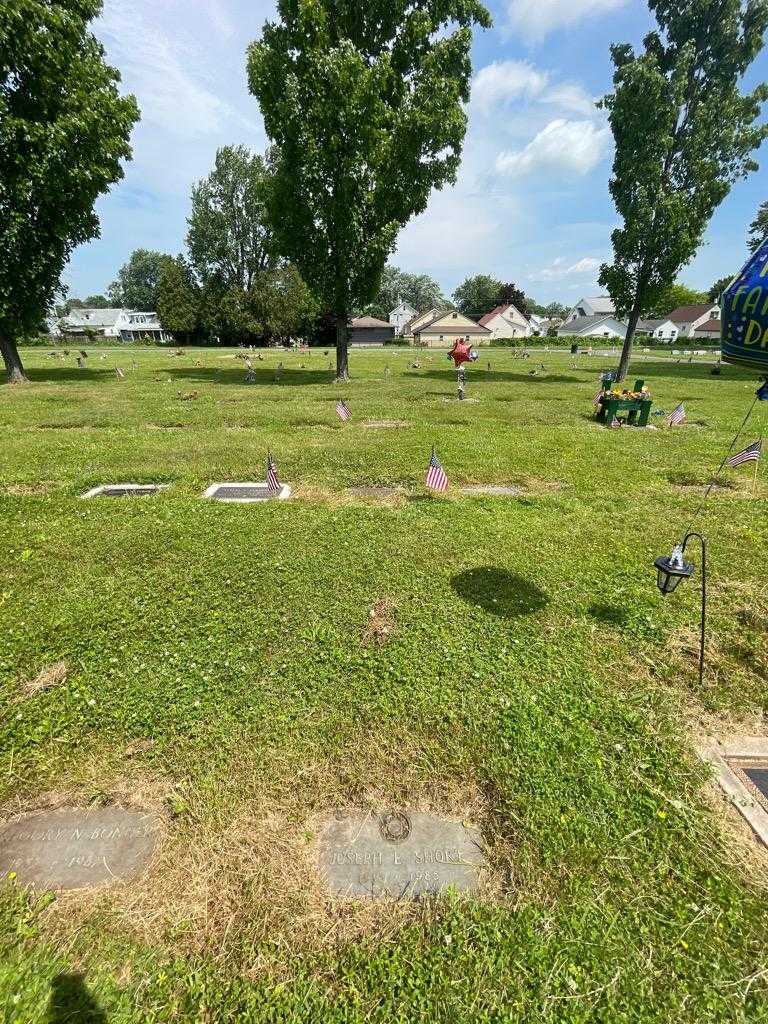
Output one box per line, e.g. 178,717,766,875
319,811,484,898
0,807,158,890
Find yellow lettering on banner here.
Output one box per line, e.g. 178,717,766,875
731,286,748,311
744,288,763,317
761,260,768,278
745,321,764,347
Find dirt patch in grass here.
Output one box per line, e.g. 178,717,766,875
362,420,409,429
346,486,403,500
21,661,68,697
364,598,397,644
29,738,513,972
3,481,59,496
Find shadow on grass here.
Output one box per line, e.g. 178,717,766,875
587,602,630,627
22,367,336,387
48,974,106,1023
451,567,549,618
405,371,582,384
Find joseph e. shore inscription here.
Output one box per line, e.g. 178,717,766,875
320,811,484,898
0,807,158,890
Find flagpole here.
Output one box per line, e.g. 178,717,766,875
754,432,762,496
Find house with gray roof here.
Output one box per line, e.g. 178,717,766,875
61,308,170,343
556,314,628,339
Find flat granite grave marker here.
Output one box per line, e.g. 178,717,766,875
319,811,484,898
203,482,291,502
81,484,168,499
0,807,158,890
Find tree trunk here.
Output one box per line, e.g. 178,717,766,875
335,314,349,380
0,334,27,383
616,303,643,382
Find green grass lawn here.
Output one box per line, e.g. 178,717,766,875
1,345,767,1022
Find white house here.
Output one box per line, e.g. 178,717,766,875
564,296,616,324
556,314,628,339
412,309,492,347
478,303,531,339
693,319,722,341
667,303,720,339
636,318,679,342
389,298,417,336
61,307,170,343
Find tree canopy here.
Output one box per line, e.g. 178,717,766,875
645,282,708,318
361,266,448,319
156,256,200,342
599,0,768,379
187,146,277,292
0,0,138,382
247,0,491,378
748,199,768,252
109,249,170,311
453,274,504,319
707,275,735,302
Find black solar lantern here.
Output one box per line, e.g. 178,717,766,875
653,532,707,684
654,544,695,595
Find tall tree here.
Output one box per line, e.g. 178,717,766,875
248,0,491,379
748,199,768,252
361,266,447,319
453,274,504,319
83,294,111,308
599,0,768,381
708,274,735,301
246,265,320,343
645,281,708,317
0,0,138,382
109,249,170,310
497,282,530,316
187,146,276,291
156,256,200,343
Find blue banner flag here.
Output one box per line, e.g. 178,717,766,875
722,238,768,372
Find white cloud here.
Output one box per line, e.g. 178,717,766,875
97,1,257,140
506,0,629,42
542,83,597,117
472,60,549,112
495,119,610,178
529,256,603,281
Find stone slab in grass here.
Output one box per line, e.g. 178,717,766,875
0,807,159,890
362,420,409,429
460,485,524,497
701,738,768,849
203,482,291,503
81,484,168,498
319,810,484,899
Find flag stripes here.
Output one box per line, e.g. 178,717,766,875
425,447,448,492
336,399,352,421
727,439,762,467
668,403,686,426
266,452,281,494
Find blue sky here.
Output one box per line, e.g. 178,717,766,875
65,0,768,305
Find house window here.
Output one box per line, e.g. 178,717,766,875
465,335,469,341
439,335,443,341
452,312,457,319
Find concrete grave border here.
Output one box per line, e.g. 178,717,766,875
203,482,292,503
81,483,169,499
700,737,768,847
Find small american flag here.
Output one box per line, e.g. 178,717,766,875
610,416,622,429
727,439,762,467
593,389,604,407
266,452,281,495
668,403,686,426
425,447,448,492
336,398,352,421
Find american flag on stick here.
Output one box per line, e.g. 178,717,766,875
425,447,448,492
266,452,281,495
727,439,762,467
668,403,686,426
593,389,604,407
336,398,352,421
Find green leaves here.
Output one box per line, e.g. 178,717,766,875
0,0,139,381
599,0,768,378
248,0,490,376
